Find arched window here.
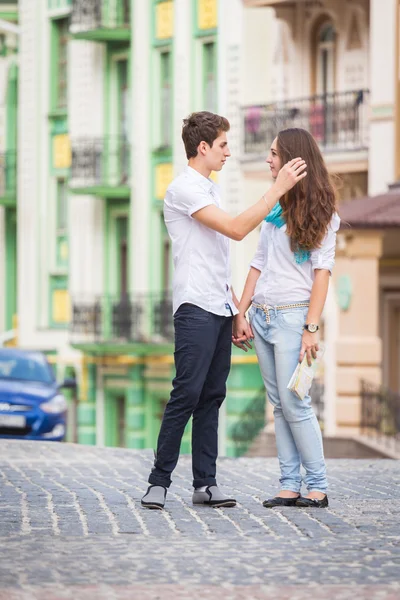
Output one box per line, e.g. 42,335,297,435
309,18,337,144
315,21,336,95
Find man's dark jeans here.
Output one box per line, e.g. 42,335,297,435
148,303,233,489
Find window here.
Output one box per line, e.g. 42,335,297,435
314,20,336,96
54,17,69,110
160,50,172,147
117,58,130,183
49,276,70,328
118,59,129,140
203,41,217,112
56,179,68,269
318,23,336,94
57,178,67,232
116,215,129,299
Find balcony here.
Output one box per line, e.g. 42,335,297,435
70,293,174,353
241,89,369,161
70,0,130,42
70,137,130,197
0,151,17,207
242,0,307,6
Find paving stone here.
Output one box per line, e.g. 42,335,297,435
0,440,399,599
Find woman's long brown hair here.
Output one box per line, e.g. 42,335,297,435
276,128,337,252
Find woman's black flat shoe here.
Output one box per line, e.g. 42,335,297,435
295,495,328,508
263,496,299,508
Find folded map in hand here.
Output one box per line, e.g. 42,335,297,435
287,346,325,400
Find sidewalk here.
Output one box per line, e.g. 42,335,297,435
0,440,399,599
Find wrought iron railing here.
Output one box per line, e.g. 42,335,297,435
70,293,174,345
361,380,400,449
70,0,130,32
70,137,130,190
242,89,370,157
0,151,17,198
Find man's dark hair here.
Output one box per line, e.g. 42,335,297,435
182,111,230,159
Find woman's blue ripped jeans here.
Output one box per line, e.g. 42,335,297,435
249,304,327,493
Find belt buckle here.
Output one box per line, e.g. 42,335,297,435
261,304,271,324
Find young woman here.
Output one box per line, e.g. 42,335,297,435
234,128,340,508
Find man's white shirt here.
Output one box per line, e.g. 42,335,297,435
164,166,238,317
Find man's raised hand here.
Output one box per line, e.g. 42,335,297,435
275,157,307,195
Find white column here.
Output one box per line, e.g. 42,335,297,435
96,367,105,447
218,0,246,294
69,196,104,298
216,0,244,456
130,0,151,293
36,8,51,330
0,207,4,332
173,0,192,175
69,40,105,299
369,0,396,194
18,0,42,343
323,280,338,436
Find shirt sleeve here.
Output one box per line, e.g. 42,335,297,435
310,212,340,273
167,182,214,217
249,223,266,272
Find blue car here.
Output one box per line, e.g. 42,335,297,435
0,348,76,441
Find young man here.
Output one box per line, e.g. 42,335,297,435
141,112,307,510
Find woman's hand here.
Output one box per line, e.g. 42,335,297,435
232,314,254,352
299,330,319,366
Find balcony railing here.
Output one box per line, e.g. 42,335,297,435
70,293,174,346
70,137,130,194
70,0,130,40
0,151,17,206
242,89,369,158
360,380,400,452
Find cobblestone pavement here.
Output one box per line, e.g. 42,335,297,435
0,440,399,599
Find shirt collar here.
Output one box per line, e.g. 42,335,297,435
184,166,214,193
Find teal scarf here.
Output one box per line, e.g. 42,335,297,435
265,203,311,265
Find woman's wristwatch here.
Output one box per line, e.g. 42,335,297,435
304,323,319,333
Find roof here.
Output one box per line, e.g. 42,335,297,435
339,190,400,229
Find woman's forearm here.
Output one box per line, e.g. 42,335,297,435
231,287,240,310
306,269,330,324
238,267,261,315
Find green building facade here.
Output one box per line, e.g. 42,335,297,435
0,3,18,335
10,0,265,455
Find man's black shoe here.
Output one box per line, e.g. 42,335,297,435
295,495,328,508
262,496,299,508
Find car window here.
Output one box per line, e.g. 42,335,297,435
0,353,54,384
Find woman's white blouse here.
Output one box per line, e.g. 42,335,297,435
250,213,341,306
